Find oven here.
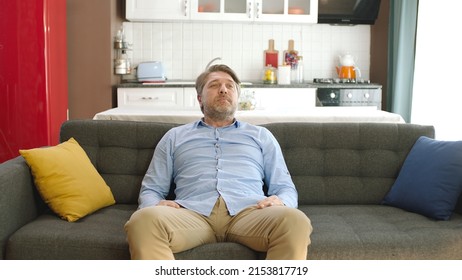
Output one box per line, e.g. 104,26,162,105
313,78,382,109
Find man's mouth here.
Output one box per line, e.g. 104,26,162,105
217,97,231,104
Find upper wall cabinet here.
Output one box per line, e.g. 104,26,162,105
190,0,317,23
126,0,189,21
126,0,318,24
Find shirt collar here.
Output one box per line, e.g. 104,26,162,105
196,118,240,128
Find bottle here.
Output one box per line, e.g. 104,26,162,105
264,39,278,68
283,40,299,83
283,39,299,68
297,56,304,83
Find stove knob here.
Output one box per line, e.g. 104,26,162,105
330,92,336,99
347,93,353,98
364,93,370,99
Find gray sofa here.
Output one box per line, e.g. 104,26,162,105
1,120,462,260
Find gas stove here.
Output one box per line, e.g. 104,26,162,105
313,78,371,84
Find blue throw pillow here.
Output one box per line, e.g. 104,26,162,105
382,136,462,220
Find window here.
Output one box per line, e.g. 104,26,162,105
412,0,462,140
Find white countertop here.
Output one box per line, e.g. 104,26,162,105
93,107,405,125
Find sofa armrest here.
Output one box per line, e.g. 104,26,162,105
0,156,40,259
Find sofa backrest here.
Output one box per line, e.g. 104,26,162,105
262,122,435,205
60,120,179,204
60,120,435,206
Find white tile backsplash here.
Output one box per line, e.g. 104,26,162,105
123,21,371,81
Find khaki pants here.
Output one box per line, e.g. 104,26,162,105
124,197,312,260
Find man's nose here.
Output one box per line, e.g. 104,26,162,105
219,84,228,94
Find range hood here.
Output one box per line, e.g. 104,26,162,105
318,0,381,25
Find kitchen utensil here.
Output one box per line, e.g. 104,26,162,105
338,54,355,66
284,40,300,83
114,58,131,75
264,39,278,68
295,56,304,83
137,61,166,82
283,39,299,68
278,65,291,85
336,66,356,79
336,54,361,79
238,90,256,111
262,65,277,84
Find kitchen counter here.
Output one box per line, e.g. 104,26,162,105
118,80,382,89
93,107,404,125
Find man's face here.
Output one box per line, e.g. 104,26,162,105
198,71,239,120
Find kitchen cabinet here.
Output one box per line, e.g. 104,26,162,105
126,0,189,21
243,88,316,110
191,0,317,23
117,87,201,111
117,86,316,111
118,87,187,109
126,0,317,23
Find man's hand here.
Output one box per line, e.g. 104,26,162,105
257,195,285,209
157,200,180,208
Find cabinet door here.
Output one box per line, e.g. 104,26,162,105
247,88,316,111
190,0,252,21
256,0,318,23
126,0,189,21
190,0,317,23
117,88,185,109
183,88,201,110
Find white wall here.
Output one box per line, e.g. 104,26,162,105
412,0,462,140
122,21,371,81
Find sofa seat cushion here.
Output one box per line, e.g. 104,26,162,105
174,242,261,260
7,204,462,260
6,203,259,260
302,205,462,260
6,204,136,260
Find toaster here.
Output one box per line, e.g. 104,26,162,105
137,61,166,82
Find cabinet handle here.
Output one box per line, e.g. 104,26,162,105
184,0,188,17
256,2,260,19
141,97,159,101
248,2,252,18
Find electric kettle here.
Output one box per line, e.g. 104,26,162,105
336,54,361,79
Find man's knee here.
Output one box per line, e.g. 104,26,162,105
279,208,312,233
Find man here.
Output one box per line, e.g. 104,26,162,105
124,64,312,260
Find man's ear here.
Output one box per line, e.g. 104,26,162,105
197,94,202,104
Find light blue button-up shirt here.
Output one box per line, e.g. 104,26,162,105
138,119,298,216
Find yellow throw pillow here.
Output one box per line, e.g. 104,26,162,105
19,137,115,222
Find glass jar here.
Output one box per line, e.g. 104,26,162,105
238,89,256,110
262,65,277,84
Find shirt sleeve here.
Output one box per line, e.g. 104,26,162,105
260,127,299,208
138,131,174,209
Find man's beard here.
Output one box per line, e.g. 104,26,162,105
202,97,237,121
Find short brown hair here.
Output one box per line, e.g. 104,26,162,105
195,64,241,97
